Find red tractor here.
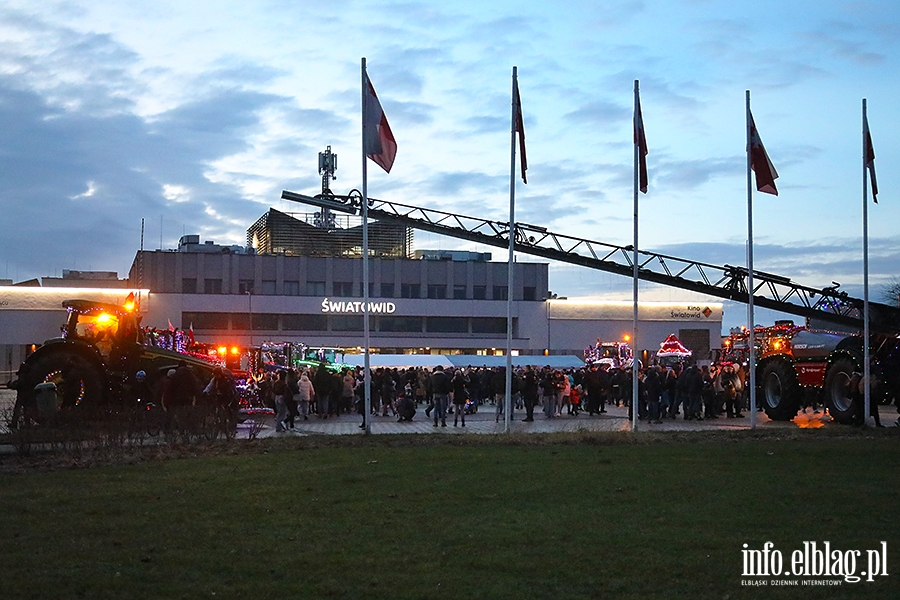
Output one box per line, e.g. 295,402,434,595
755,321,900,423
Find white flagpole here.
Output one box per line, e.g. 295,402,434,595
361,57,372,434
746,90,757,429
504,66,517,434
862,98,871,426
632,79,640,432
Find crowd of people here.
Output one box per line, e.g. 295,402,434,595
250,360,752,432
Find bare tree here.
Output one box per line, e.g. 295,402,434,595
881,277,900,307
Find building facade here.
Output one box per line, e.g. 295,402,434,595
127,249,550,354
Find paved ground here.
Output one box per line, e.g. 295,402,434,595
4,388,896,441
244,402,811,439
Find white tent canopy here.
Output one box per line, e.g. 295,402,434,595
342,354,584,369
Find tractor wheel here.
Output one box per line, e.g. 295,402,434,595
824,357,859,425
760,359,801,421
28,351,105,419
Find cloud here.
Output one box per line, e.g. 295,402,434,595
563,100,630,131
654,156,743,190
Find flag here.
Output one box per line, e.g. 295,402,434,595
864,113,878,203
363,73,397,173
168,318,175,333
748,110,779,195
634,91,648,194
513,76,528,184
188,322,195,346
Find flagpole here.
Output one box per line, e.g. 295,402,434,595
361,57,372,434
632,79,640,432
504,66,518,434
862,98,871,426
745,90,757,429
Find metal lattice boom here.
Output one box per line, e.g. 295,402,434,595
281,189,900,334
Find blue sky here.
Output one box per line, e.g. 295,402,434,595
1,0,897,329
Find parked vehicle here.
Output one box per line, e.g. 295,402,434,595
755,320,900,423
8,295,224,429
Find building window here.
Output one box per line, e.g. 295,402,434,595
453,285,467,300
380,283,395,298
282,314,327,331
492,286,508,301
523,286,537,301
284,280,300,296
401,283,420,298
204,279,222,294
251,313,279,330
333,281,354,296
231,313,250,330
182,312,229,330
472,317,507,334
238,280,254,295
427,284,447,299
426,317,469,333
261,280,276,295
182,278,197,294
306,281,325,296
330,315,364,331
377,316,423,332
473,285,486,300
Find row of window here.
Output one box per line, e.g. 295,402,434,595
183,279,538,301
182,312,509,334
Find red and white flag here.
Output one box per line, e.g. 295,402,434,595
634,91,648,194
748,110,779,196
513,77,528,184
864,112,878,203
188,322,195,345
364,73,397,174
167,318,175,333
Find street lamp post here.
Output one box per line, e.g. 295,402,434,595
246,289,252,348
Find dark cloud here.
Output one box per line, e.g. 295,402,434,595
0,75,321,279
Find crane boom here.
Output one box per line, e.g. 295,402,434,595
281,189,900,334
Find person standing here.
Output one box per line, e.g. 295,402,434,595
283,368,299,429
429,365,451,427
521,365,539,422
451,369,469,426
313,363,333,419
644,366,663,424
272,370,288,432
341,369,356,416
296,370,315,421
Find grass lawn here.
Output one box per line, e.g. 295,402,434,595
1,430,898,599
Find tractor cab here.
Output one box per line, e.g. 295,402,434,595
61,297,141,361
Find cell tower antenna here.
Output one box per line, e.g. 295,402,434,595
316,145,338,229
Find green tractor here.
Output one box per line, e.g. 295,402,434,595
9,296,219,429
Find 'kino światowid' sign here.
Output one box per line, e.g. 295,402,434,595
320,298,397,314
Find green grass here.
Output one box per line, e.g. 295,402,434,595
1,431,899,599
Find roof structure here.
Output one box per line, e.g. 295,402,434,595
247,208,412,258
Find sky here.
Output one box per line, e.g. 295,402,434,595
1,0,898,331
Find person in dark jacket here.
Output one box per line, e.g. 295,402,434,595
682,365,704,420
429,365,451,427
644,366,663,423
313,363,333,418
451,369,469,426
521,365,539,421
